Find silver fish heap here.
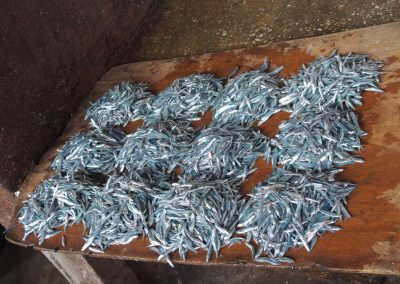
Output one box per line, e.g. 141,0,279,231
269,53,383,172
182,125,269,181
212,62,282,127
81,175,150,252
147,180,244,267
51,129,125,177
19,175,98,245
19,54,383,267
238,169,354,265
146,74,223,124
279,53,383,114
269,108,366,171
86,82,154,129
117,121,197,182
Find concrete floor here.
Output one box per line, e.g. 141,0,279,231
124,0,400,62
2,0,400,283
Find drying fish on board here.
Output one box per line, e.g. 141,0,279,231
86,82,154,129
19,53,383,267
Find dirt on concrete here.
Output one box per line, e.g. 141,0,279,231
0,0,155,194
125,0,400,62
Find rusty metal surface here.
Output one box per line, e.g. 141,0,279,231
6,22,400,275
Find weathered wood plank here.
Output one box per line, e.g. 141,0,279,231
6,22,400,275
42,251,104,284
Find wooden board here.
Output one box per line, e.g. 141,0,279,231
6,22,400,275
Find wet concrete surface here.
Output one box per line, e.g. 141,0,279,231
125,0,400,62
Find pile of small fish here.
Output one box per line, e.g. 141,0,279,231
19,175,98,246
147,180,244,266
146,74,223,124
19,53,383,267
271,54,383,171
212,63,282,127
82,175,150,252
182,125,269,181
116,121,196,182
86,82,154,130
238,168,354,264
51,129,125,177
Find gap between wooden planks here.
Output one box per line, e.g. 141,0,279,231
6,22,400,275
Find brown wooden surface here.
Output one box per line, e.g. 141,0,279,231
6,22,400,275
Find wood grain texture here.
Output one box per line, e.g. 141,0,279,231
42,251,104,284
6,22,400,275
